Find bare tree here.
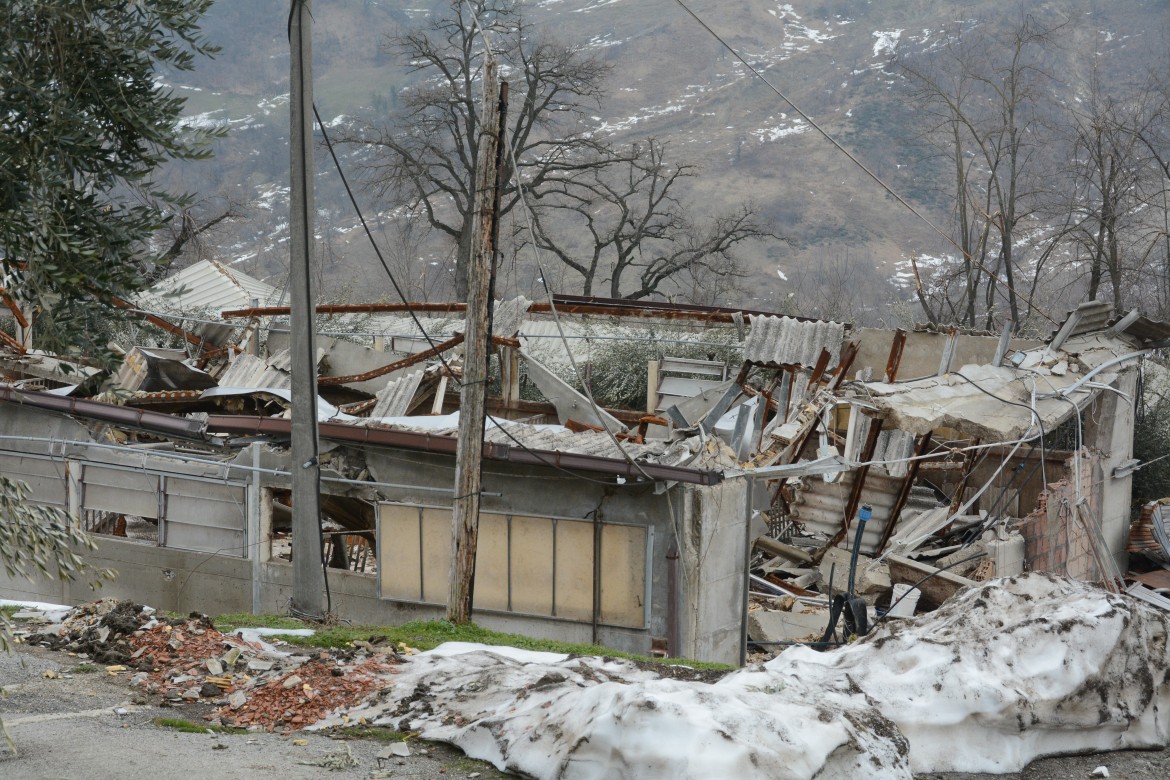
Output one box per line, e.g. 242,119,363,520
1059,69,1155,310
1128,67,1170,319
527,139,772,301
899,15,1064,328
375,210,447,303
335,0,610,299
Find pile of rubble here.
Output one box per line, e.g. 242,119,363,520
24,598,154,664
20,599,401,732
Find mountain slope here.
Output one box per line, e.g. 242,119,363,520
161,0,1169,322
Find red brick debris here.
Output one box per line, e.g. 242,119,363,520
217,654,399,731
127,619,263,693
125,616,400,731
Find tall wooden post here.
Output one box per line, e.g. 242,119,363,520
447,61,507,623
289,0,326,618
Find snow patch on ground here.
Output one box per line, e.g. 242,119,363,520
314,575,1170,780
873,29,903,58
753,117,809,143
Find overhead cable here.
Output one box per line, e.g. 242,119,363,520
669,0,1057,325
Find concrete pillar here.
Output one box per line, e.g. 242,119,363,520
249,442,262,614
1083,370,1138,574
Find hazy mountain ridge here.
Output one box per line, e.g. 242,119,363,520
160,0,1169,321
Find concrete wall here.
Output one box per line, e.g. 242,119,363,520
853,328,1043,381
2,429,747,664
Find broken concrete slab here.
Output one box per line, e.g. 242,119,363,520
818,546,891,603
748,606,831,644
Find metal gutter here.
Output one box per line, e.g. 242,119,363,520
221,294,822,326
205,414,722,485
0,386,721,485
0,386,207,440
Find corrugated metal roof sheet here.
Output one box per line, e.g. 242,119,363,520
215,353,291,390
369,370,425,418
493,296,531,338
266,348,294,373
133,259,280,314
1049,300,1113,341
516,318,592,364
788,471,946,555
743,316,844,368
1121,315,1170,344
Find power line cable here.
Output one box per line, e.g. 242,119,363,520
669,0,1057,326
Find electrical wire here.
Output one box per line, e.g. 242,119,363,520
669,0,1057,326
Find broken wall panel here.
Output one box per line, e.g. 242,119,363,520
1019,450,1107,582
377,503,648,628
162,477,247,556
0,452,67,507
852,327,1043,381
80,465,160,518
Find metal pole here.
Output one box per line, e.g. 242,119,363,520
289,0,326,618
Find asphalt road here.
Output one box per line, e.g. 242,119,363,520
0,643,506,780
3,640,1168,780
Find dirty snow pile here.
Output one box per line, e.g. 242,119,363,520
316,574,1170,779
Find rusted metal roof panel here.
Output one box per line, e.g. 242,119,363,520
743,316,845,368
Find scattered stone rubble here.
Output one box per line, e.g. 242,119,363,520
19,598,401,732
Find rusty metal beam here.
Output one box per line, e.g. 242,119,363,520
827,341,859,390
0,288,29,328
948,439,982,515
110,295,209,352
0,386,206,439
885,329,907,382
0,329,27,355
221,294,825,325
222,302,469,319
318,334,463,386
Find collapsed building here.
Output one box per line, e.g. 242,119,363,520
0,261,1166,664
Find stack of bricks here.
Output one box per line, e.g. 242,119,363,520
1019,450,1102,581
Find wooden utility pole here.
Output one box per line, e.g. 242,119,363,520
289,0,326,618
447,60,508,623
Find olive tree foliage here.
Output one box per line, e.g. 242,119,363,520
0,4,217,748
0,0,222,371
0,479,115,652
0,475,115,753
